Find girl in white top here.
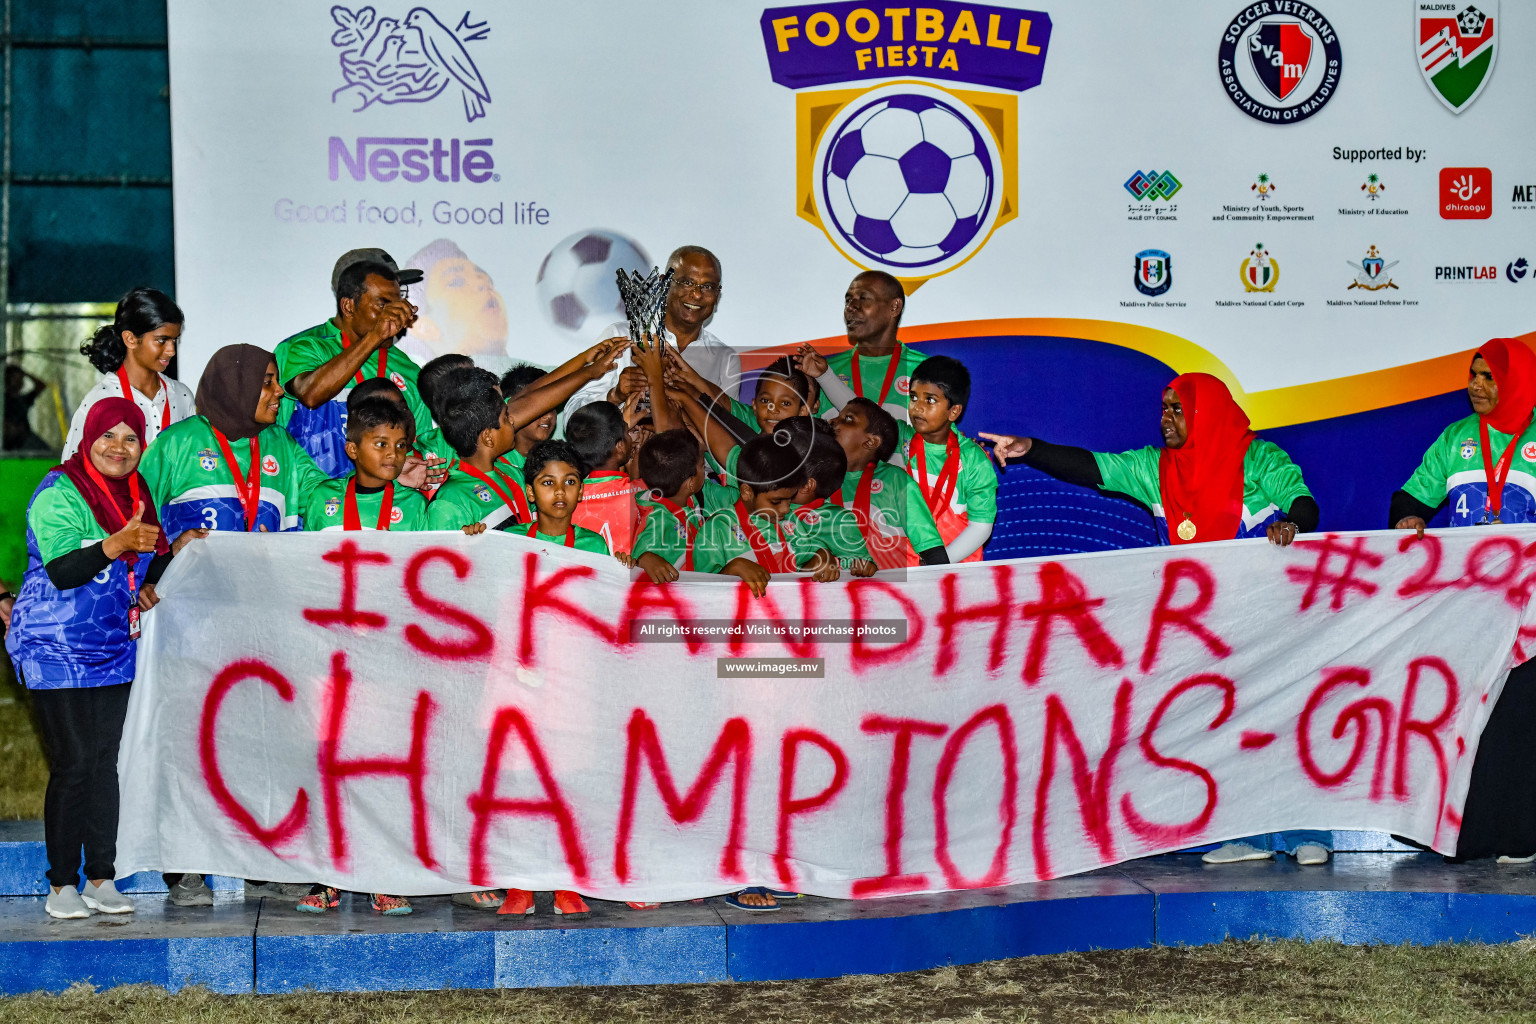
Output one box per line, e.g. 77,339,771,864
62,289,195,460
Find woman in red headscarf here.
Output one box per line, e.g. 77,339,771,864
1392,338,1536,863
5,397,205,920
978,372,1326,866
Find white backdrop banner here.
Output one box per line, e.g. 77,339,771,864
117,528,1536,898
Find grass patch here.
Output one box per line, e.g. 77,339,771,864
0,940,1535,1023
0,662,46,820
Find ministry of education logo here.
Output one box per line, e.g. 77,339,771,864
1241,244,1279,292
1417,2,1498,114
1362,173,1386,199
1135,249,1172,296
329,6,491,122
1219,5,1343,124
1348,245,1399,291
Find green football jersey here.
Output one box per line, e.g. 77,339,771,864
820,344,926,414
786,500,872,567
1401,413,1536,526
303,476,428,532
831,460,944,567
1094,439,1312,543
510,521,612,555
414,425,458,467
139,416,329,537
898,423,1000,530
691,508,754,574
274,320,433,478
632,493,701,568
426,462,530,531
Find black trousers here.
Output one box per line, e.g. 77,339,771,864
30,683,131,888
1453,658,1536,861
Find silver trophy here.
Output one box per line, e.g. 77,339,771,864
615,266,675,350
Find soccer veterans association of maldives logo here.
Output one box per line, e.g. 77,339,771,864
328,5,491,122
760,2,1052,287
1241,243,1279,291
1135,250,1172,296
1219,4,1342,124
1418,2,1497,114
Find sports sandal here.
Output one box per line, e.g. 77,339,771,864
497,888,535,915
452,889,505,911
725,887,780,912
370,893,413,916
766,889,800,899
296,886,339,914
552,890,590,919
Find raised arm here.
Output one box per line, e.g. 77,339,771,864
665,382,746,472
288,301,415,409
505,338,628,430
978,434,1105,488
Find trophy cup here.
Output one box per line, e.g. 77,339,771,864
615,266,675,351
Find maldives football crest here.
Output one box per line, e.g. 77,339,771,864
1418,2,1498,114
1219,6,1343,124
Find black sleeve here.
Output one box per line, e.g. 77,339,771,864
1282,496,1321,534
917,545,949,566
1018,439,1104,488
143,551,174,586
1388,489,1441,529
703,394,758,446
44,542,114,590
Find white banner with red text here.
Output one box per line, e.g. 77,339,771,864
117,527,1536,899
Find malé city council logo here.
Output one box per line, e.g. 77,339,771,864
1218,4,1342,124
330,6,491,122
761,2,1052,288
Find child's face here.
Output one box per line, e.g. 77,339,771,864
347,423,411,482
908,381,961,435
832,406,874,462
753,378,807,433
483,393,519,455
515,405,557,451
741,483,798,521
526,459,584,520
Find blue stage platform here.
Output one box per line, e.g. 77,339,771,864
0,824,1532,995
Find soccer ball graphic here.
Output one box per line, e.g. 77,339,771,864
535,229,651,335
820,92,995,269
1457,5,1485,36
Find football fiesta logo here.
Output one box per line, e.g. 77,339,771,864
329,6,491,122
1417,2,1497,114
761,2,1052,287
1219,4,1342,124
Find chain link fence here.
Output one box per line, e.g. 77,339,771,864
3,304,112,455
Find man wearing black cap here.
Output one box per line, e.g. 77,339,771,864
274,248,435,477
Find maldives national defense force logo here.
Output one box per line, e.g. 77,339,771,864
761,2,1052,286
1418,2,1497,113
1348,245,1400,291
330,6,491,122
1219,4,1342,124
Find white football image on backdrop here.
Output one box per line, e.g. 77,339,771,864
536,229,651,335
821,93,994,270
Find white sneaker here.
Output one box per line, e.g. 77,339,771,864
45,885,93,919
1202,842,1273,865
1294,844,1331,866
81,879,135,914
1496,853,1536,865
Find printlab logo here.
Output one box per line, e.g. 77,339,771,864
1241,243,1279,292
1441,166,1491,218
1251,172,1277,201
762,3,1053,287
1509,257,1530,282
1361,173,1386,199
1218,5,1343,124
1135,249,1171,296
1348,245,1399,290
1124,169,1181,201
330,6,492,122
1417,2,1498,114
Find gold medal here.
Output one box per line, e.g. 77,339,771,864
1176,517,1197,541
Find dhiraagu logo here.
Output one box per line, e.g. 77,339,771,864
761,1,1051,289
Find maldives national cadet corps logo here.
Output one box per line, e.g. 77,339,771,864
329,6,491,122
1241,243,1279,292
1135,249,1172,296
1418,2,1498,114
1219,5,1342,124
761,3,1052,288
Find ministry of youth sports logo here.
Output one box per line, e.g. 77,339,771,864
329,6,491,122
1219,5,1342,124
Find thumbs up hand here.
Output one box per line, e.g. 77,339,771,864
104,501,162,558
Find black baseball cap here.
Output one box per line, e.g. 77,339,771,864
331,248,425,294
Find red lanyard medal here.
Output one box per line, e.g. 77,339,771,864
117,367,170,432
82,461,145,638
1479,415,1532,524
851,344,903,406
651,495,696,571
734,500,788,573
911,433,961,518
343,478,395,531
211,427,261,532
524,522,576,547
458,463,531,521
339,331,388,387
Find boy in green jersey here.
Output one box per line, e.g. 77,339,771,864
777,416,875,580
899,356,997,563
630,429,767,594
498,364,560,479
303,397,434,532
515,440,611,555
830,398,949,569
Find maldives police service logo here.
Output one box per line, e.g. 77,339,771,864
1418,2,1498,114
1219,4,1342,124
1135,249,1172,296
196,447,218,472
329,6,491,122
762,3,1051,288
1241,243,1279,291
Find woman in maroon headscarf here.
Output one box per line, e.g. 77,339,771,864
979,372,1327,865
1393,338,1536,862
6,397,205,919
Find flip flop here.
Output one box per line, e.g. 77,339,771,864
766,889,801,899
724,887,780,912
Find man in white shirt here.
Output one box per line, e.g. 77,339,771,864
559,245,740,433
